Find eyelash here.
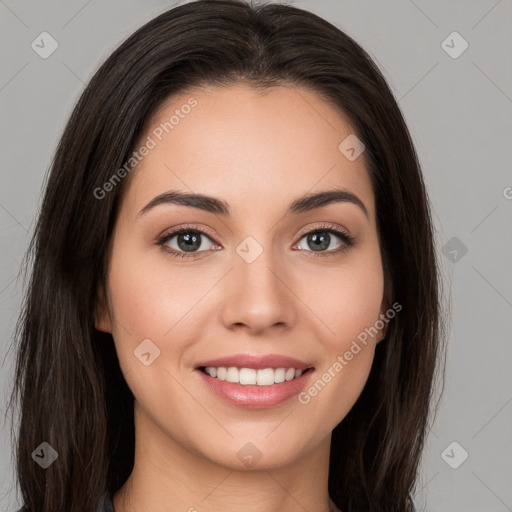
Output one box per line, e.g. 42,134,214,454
156,223,355,260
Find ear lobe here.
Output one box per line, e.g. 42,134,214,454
376,305,390,344
95,321,110,333
94,283,111,333
376,330,387,344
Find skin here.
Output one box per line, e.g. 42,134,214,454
95,83,387,512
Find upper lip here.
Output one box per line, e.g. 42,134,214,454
195,354,312,370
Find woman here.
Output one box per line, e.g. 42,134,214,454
7,0,446,511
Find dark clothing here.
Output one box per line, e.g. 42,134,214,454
99,491,115,512
100,491,115,512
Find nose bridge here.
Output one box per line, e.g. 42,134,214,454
236,238,280,294
220,233,297,333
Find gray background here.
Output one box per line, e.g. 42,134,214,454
1,0,511,511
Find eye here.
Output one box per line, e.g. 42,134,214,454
294,223,355,257
157,225,220,260
156,223,355,261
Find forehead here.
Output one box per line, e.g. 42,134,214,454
121,83,375,222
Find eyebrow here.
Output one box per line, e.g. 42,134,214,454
137,188,369,219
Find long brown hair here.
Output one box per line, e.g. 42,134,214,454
6,1,446,510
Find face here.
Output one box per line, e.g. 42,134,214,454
96,83,387,470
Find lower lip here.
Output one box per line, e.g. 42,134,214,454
196,368,314,409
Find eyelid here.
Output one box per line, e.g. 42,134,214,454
157,223,219,245
295,222,351,241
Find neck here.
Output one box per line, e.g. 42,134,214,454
113,402,339,512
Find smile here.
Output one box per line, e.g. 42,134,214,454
201,366,306,386
196,366,314,409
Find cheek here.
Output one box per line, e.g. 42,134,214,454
297,254,384,349
296,262,383,431
298,250,384,424
107,244,207,338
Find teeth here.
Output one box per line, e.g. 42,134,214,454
226,367,239,383
239,368,256,385
257,368,274,386
286,368,296,380
203,366,306,386
274,368,285,383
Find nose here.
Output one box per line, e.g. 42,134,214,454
219,245,297,336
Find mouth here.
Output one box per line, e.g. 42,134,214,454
198,365,314,386
193,353,315,408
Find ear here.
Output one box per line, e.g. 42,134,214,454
94,282,112,333
376,321,388,343
376,294,391,344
